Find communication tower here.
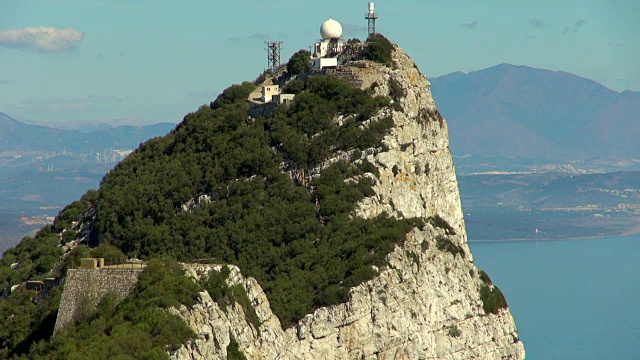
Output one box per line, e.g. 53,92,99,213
364,2,379,37
265,41,283,72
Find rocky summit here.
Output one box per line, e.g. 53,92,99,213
170,46,525,359
0,39,524,360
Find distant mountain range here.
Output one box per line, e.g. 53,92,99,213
0,112,176,153
430,64,640,160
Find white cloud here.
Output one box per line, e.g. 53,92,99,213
0,27,85,52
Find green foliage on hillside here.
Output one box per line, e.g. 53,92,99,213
0,190,99,292
0,192,104,359
282,79,305,95
0,287,61,358
1,73,419,354
478,268,508,315
480,284,508,315
364,34,394,66
227,339,248,360
93,74,417,327
27,258,198,359
270,76,392,167
478,269,492,285
286,50,311,75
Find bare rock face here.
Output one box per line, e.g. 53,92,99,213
171,46,525,360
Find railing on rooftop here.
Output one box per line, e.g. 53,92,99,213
87,257,146,270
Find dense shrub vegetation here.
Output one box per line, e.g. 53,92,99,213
478,268,508,315
479,284,508,315
0,72,420,355
0,190,99,290
227,339,248,360
28,258,198,359
0,286,61,358
282,79,305,95
364,34,394,66
94,75,418,327
286,50,311,75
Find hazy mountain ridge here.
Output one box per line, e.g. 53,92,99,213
430,64,640,160
0,112,176,153
0,112,176,251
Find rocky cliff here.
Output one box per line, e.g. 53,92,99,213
170,47,525,359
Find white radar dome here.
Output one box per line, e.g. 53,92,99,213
320,18,343,39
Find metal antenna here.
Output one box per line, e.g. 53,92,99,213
364,2,379,37
265,41,283,71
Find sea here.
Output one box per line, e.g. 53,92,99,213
469,234,640,360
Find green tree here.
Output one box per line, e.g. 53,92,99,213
364,34,394,66
282,79,305,94
286,50,311,75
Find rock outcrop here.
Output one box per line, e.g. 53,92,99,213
171,46,525,359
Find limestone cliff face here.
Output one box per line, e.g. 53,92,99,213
171,47,525,360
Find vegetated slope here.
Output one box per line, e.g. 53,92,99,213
0,74,421,358
1,38,524,360
430,64,640,160
95,76,421,326
0,112,175,153
0,113,74,152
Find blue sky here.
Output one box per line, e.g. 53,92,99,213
0,0,638,127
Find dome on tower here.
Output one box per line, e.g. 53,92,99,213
320,18,343,39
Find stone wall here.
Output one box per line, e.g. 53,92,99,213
54,269,141,332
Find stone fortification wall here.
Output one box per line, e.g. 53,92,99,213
54,269,141,332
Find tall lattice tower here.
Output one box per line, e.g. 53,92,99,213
265,41,283,72
364,2,379,37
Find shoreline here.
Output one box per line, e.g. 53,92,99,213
468,227,640,243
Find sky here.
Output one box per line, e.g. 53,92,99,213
0,0,638,127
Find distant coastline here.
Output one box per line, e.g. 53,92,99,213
468,225,640,243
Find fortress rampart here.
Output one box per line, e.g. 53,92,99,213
54,266,141,332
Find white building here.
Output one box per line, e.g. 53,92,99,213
273,93,296,105
261,84,296,104
311,57,338,70
311,18,344,70
261,84,280,103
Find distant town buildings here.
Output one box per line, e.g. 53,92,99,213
95,149,133,164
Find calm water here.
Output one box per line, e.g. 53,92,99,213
469,235,640,360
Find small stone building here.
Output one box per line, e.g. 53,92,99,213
261,85,280,103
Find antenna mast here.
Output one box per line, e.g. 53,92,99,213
364,2,379,37
265,41,283,72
